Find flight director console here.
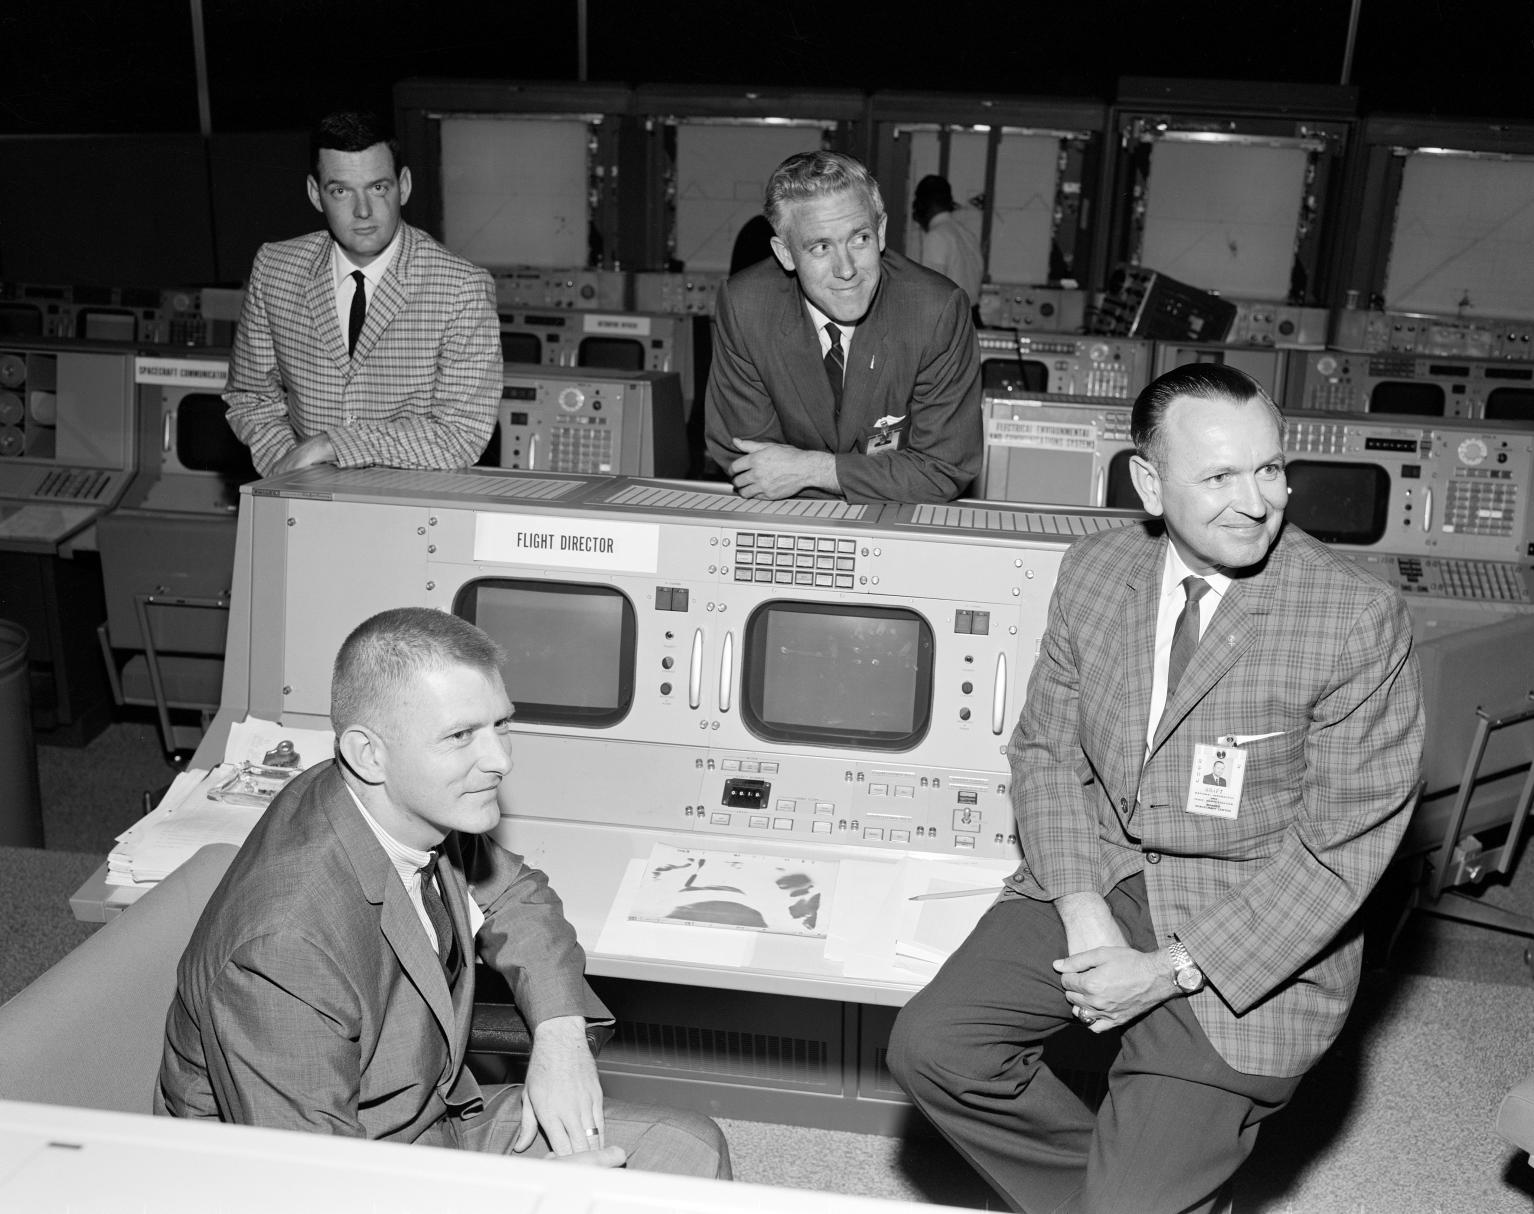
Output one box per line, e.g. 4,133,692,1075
975,330,1153,400
222,470,1134,870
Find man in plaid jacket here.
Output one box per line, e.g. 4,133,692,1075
890,364,1424,1213
225,111,500,477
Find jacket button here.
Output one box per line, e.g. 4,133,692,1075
1145,851,1161,864
1120,798,1128,812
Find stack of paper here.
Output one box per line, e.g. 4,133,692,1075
105,718,333,889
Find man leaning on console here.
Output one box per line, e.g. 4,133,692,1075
186,112,1423,1209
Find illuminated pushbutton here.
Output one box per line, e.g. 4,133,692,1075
773,818,794,831
749,815,770,829
863,827,885,841
710,813,732,825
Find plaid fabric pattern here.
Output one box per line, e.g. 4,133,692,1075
225,224,501,476
1006,521,1424,1076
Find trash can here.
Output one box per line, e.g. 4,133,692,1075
0,620,45,848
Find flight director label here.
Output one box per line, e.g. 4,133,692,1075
474,513,661,573
583,312,653,337
133,356,230,389
985,418,1097,453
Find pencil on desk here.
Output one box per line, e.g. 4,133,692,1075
908,886,1002,902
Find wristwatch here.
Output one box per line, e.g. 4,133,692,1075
1167,940,1204,994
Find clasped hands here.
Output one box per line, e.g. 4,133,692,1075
1053,892,1177,1035
727,436,838,500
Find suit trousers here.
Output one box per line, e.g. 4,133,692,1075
888,874,1300,1214
430,1085,732,1179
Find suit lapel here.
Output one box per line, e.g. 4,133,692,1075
306,241,350,372
777,281,841,452
1122,539,1163,787
1147,534,1287,754
318,766,459,1057
352,224,414,366
839,283,891,445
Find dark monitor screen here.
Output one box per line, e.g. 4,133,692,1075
1284,460,1391,546
742,601,933,750
454,578,636,727
579,336,646,373
78,308,137,342
1485,388,1534,422
0,304,44,338
981,358,1049,394
1368,381,1444,417
1105,450,1142,511
174,393,259,480
501,330,542,364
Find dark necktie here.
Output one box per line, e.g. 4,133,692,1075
347,269,367,357
1165,575,1211,704
420,853,459,976
823,322,845,417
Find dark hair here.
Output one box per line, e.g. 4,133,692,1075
763,150,885,237
1130,363,1286,465
331,607,504,737
309,111,403,181
912,175,957,225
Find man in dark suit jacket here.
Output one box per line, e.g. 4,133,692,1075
704,151,981,504
889,365,1423,1212
157,607,730,1177
225,111,500,477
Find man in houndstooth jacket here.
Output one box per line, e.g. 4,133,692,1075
225,111,500,477
890,364,1424,1214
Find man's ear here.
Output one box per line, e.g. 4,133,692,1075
770,234,795,274
397,165,413,207
1128,454,1164,517
306,175,323,214
876,210,888,253
337,723,387,786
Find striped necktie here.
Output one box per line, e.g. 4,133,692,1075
823,322,845,417
1165,575,1211,703
420,853,460,977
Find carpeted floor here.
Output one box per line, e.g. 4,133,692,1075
9,714,1534,1212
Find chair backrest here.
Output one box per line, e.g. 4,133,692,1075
0,842,237,1113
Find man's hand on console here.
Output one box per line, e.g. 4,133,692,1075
728,437,839,500
270,433,338,475
516,1014,626,1167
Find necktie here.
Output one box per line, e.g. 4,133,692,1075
420,854,459,976
1165,576,1211,704
823,322,845,417
347,269,367,357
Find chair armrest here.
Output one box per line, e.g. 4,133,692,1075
469,966,614,1057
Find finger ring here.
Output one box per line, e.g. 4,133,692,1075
1080,1013,1096,1025
585,1128,600,1137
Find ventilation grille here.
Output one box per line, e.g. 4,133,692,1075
602,482,868,520
609,1020,831,1083
35,467,115,501
910,504,1136,536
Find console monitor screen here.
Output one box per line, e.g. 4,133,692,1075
742,601,934,750
1486,388,1534,421
579,336,646,373
455,579,636,727
1284,461,1391,546
501,330,542,364
1105,450,1142,511
1368,381,1444,417
175,392,259,480
78,308,137,342
981,358,1049,395
0,304,44,338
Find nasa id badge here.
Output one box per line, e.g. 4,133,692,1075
864,414,907,455
1185,742,1245,819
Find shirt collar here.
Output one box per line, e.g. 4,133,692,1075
1159,536,1232,604
803,298,854,343
343,779,434,880
333,225,402,291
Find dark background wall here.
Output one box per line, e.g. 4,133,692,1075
2,1,1532,286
